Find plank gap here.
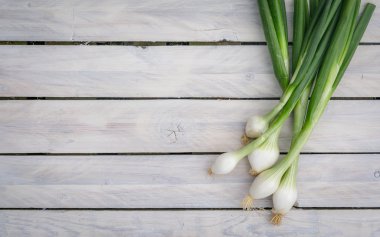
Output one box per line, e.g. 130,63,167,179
1,207,380,211
1,41,380,46
1,152,380,156
0,97,379,100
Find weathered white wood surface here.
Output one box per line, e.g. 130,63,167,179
1,210,380,237
0,0,379,42
0,100,379,153
0,0,379,234
0,45,379,97
0,154,378,208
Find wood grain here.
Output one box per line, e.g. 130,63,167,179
0,154,379,208
0,100,379,153
0,0,378,42
1,210,379,237
0,45,379,97
0,0,378,234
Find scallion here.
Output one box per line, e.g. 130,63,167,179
208,0,375,225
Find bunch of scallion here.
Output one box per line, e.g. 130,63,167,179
208,0,375,225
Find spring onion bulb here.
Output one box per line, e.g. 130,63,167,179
209,152,243,175
248,128,280,175
245,115,269,138
271,160,298,225
241,166,285,210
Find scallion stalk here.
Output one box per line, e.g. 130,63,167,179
292,0,309,73
310,0,321,17
258,0,289,89
271,0,311,224
263,0,341,122
239,3,340,159
243,0,290,140
213,6,338,176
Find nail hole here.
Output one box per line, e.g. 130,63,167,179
374,170,380,178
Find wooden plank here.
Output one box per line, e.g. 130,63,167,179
0,45,379,98
0,100,379,153
0,210,379,236
0,154,379,208
0,0,379,42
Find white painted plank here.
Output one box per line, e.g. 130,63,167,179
1,210,379,237
0,0,379,42
0,184,256,209
0,100,379,153
0,45,379,98
0,154,379,208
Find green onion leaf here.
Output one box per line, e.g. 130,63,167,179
258,0,289,89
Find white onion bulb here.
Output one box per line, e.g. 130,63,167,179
272,185,297,216
245,116,268,138
210,152,241,175
242,168,284,210
249,168,282,199
248,135,280,175
271,163,298,225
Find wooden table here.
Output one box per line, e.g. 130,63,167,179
0,0,379,236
